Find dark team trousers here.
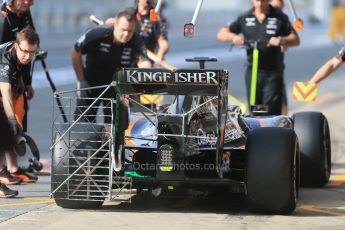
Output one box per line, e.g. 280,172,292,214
245,68,284,115
22,94,28,132
74,86,129,132
0,104,16,151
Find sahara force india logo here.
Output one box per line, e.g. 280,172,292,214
123,69,219,85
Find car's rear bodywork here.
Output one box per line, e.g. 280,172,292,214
50,67,330,214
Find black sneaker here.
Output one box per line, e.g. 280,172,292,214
11,167,38,183
0,184,18,198
0,167,22,185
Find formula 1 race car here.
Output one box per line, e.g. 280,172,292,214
50,58,331,214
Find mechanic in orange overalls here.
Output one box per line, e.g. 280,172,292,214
0,27,39,185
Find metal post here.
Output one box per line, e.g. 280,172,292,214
191,0,204,25
287,0,298,22
155,0,163,12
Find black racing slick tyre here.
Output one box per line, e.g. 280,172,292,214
293,112,331,187
51,124,109,209
246,127,299,214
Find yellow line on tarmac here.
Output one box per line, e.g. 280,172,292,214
0,199,55,207
23,198,53,201
327,175,345,187
299,205,345,216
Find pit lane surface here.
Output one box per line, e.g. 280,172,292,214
2,41,345,229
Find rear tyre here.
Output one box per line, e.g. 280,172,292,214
246,127,299,214
51,124,108,209
293,112,331,187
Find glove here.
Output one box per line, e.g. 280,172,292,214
78,79,89,89
77,79,91,98
8,118,23,137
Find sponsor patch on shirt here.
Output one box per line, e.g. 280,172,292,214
99,43,111,53
267,17,278,23
0,65,10,79
267,24,277,29
121,48,133,65
266,17,278,35
266,30,276,35
245,17,256,27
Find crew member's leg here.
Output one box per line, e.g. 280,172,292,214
74,85,100,123
0,101,22,186
6,94,37,183
281,81,288,115
262,70,283,115
103,89,129,170
22,94,28,132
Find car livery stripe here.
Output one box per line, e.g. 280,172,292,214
258,119,267,127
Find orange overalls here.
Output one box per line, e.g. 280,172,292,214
0,92,25,128
12,92,25,127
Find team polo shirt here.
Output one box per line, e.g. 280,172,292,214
1,2,35,85
0,42,30,94
229,5,296,70
74,25,148,86
1,3,35,44
134,7,167,52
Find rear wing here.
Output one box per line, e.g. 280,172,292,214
117,68,229,179
117,68,229,96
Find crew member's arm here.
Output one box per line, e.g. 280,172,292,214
0,62,15,118
71,48,84,81
1,17,11,44
138,55,152,68
217,26,244,45
22,65,34,99
155,19,169,61
156,35,169,61
268,32,300,47
105,17,116,25
71,27,103,81
309,57,343,84
268,14,300,47
134,34,152,68
25,84,34,99
0,82,15,118
0,82,23,135
282,32,300,47
217,17,244,46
